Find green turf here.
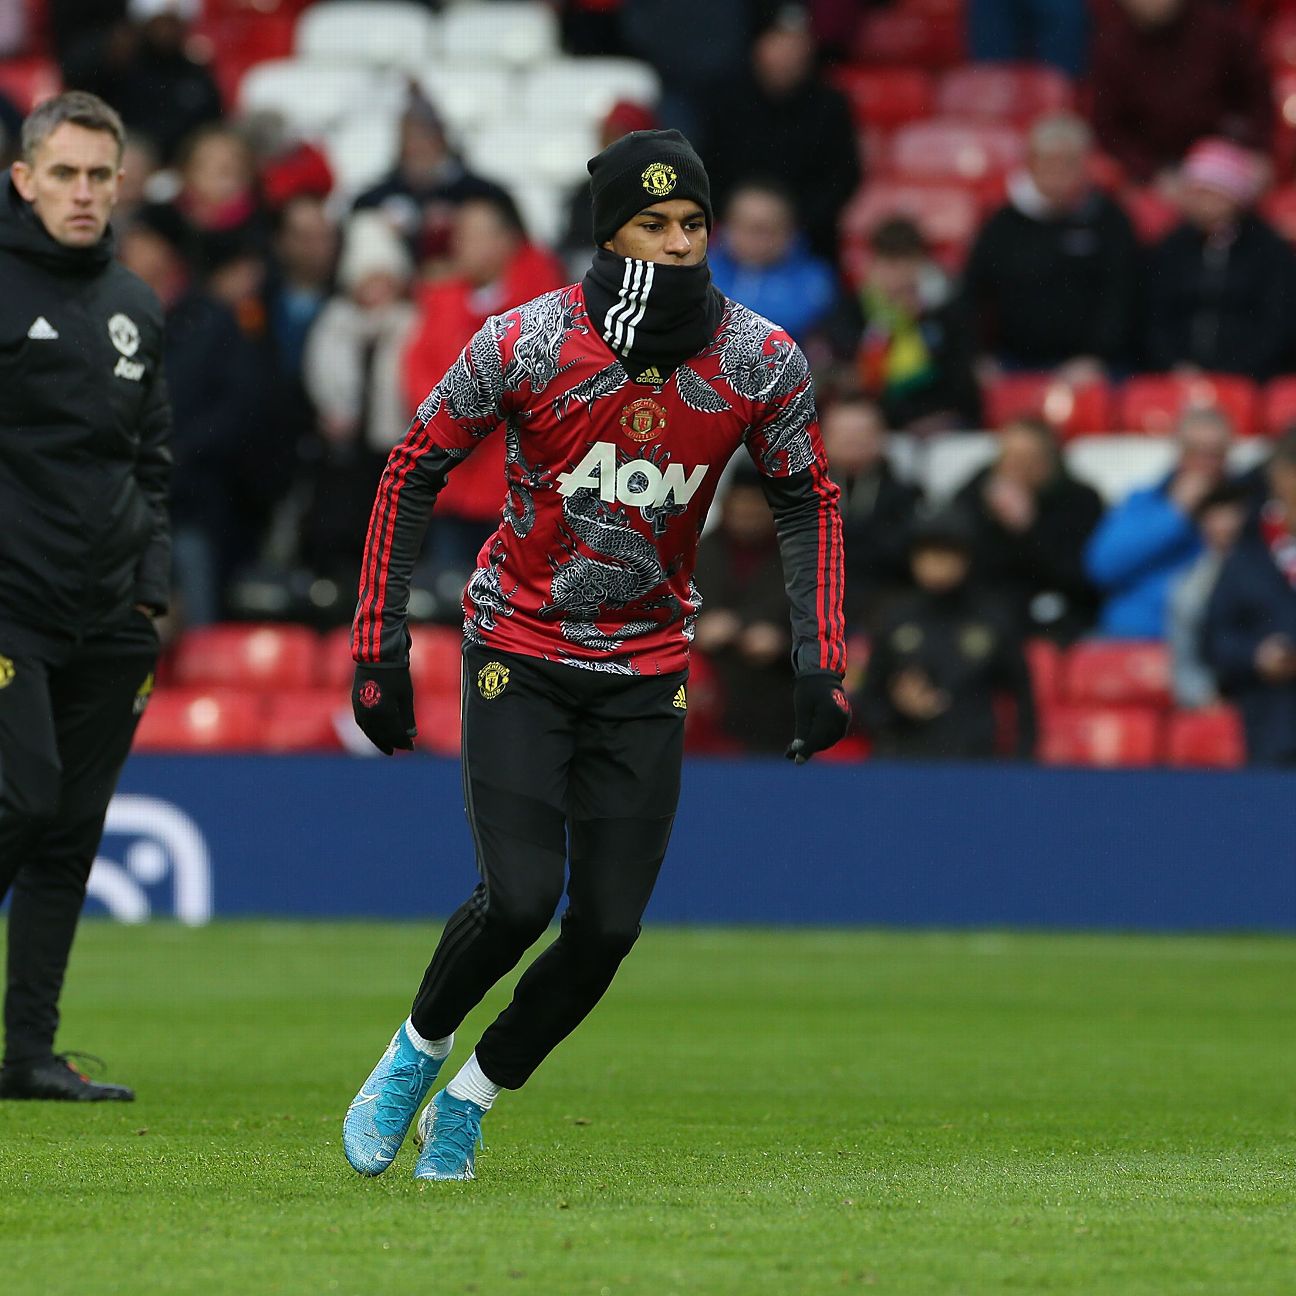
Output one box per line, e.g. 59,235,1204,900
0,923,1293,1295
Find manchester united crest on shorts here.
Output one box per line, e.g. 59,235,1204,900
620,397,668,443
477,661,510,699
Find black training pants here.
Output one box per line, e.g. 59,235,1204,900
410,645,687,1090
0,614,158,1067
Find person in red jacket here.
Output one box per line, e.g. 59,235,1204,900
1089,0,1272,184
401,191,565,602
341,129,849,1184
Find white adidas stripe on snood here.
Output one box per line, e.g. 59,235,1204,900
603,258,654,356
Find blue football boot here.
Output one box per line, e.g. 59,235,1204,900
412,1090,486,1181
342,1024,446,1175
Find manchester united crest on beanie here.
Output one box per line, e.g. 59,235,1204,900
587,129,713,245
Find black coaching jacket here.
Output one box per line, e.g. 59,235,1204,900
0,179,171,655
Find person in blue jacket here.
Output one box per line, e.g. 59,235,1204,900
707,180,839,347
1203,431,1296,764
1085,406,1234,638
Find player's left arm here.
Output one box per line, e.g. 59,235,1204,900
132,364,173,617
744,338,850,763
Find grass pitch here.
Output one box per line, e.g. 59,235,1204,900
0,923,1292,1296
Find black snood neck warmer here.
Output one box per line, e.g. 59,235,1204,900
582,247,725,385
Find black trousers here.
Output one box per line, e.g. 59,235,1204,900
410,645,687,1089
0,614,158,1068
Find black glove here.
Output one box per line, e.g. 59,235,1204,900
785,672,851,765
351,663,417,755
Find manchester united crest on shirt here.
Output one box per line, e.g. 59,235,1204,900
620,396,668,443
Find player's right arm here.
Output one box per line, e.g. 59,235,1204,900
352,316,511,667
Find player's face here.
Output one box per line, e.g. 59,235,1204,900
12,122,122,248
605,200,708,266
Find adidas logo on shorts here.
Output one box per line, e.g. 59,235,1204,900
672,684,687,711
27,316,59,340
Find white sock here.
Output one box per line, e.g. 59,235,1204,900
402,1018,453,1060
446,1051,501,1112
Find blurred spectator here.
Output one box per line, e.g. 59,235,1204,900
0,0,26,56
963,114,1139,379
559,99,658,272
1169,481,1250,708
1089,0,1272,185
806,0,863,61
830,217,981,433
243,111,335,213
267,194,338,388
702,3,860,260
857,515,1037,760
1085,405,1234,638
621,0,751,142
115,131,160,228
821,396,922,634
118,211,262,625
708,181,839,347
299,212,418,590
952,415,1103,643
968,0,1088,75
1145,139,1294,382
693,469,795,752
403,194,566,602
0,91,22,166
1203,430,1296,764
353,90,514,276
62,0,223,164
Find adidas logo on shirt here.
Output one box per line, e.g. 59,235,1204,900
636,366,663,385
27,316,59,340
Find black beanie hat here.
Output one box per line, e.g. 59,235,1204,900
587,128,713,246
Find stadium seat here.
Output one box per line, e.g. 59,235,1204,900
1260,181,1296,245
934,63,1074,122
829,67,936,129
1262,375,1296,436
520,58,660,130
886,119,1025,188
238,59,405,135
441,1,558,68
415,692,463,756
262,689,350,753
1115,374,1261,437
1063,435,1178,504
508,176,565,248
1264,12,1296,71
325,113,400,198
133,689,265,753
1165,706,1247,768
173,624,320,690
191,10,297,107
1024,638,1062,706
1272,70,1296,180
1038,704,1163,767
467,122,599,189
0,56,60,112
294,1,439,70
983,374,1113,441
1063,641,1172,709
417,64,514,134
408,626,466,698
838,181,979,282
917,432,999,503
853,10,964,68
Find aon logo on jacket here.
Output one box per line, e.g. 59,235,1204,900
556,442,709,508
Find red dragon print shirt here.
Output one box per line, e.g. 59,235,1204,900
353,283,845,678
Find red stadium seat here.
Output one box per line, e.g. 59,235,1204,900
1165,706,1247,768
1116,374,1261,437
0,57,60,111
983,374,1113,440
133,688,265,752
838,180,979,282
1063,641,1172,708
262,689,348,753
172,623,320,689
1272,70,1296,180
1262,375,1296,436
1120,186,1179,244
1260,182,1296,244
189,10,297,107
1038,705,1164,767
887,119,1025,186
319,623,464,697
1024,638,1063,706
1264,12,1296,70
935,63,1074,122
830,67,936,129
854,10,964,68
414,692,462,756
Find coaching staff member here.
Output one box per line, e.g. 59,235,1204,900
0,92,171,1102
342,129,850,1182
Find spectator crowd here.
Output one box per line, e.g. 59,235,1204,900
2,0,1295,765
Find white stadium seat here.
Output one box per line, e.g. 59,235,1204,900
1065,435,1271,505
239,60,405,135
416,64,514,135
915,433,998,504
295,2,440,71
509,179,564,248
520,58,660,128
467,122,599,190
441,1,558,67
325,113,401,199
